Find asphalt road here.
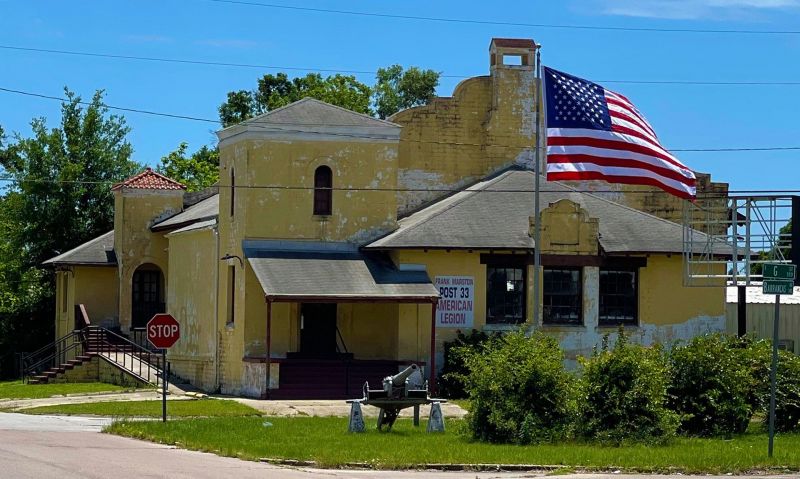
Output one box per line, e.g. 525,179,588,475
0,413,798,479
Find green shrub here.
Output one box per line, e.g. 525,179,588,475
439,329,495,399
462,331,575,444
578,331,678,444
668,334,764,437
763,349,800,432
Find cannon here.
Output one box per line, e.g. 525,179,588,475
346,363,446,432
379,364,426,400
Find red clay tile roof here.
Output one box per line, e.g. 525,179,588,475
111,168,186,191
491,38,537,49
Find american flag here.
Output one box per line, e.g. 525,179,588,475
543,66,696,200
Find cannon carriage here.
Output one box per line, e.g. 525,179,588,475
347,363,446,432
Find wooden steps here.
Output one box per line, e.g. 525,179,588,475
270,360,410,400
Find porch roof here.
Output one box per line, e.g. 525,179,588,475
244,241,439,303
42,230,116,267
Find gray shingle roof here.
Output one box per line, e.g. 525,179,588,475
43,231,116,266
152,194,219,231
244,240,438,301
366,169,722,254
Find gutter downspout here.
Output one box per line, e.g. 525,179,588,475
214,225,221,392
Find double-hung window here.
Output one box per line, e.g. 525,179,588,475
599,269,638,326
486,265,526,324
543,268,582,325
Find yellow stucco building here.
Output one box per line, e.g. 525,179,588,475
45,38,729,398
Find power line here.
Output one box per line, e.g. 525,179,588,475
3,44,800,86
0,175,796,197
203,0,800,35
0,87,217,124
3,85,800,153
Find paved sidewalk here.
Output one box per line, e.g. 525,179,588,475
229,398,468,418
0,390,194,411
2,388,468,419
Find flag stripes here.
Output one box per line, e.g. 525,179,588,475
543,66,696,200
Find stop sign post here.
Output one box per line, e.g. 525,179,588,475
146,313,180,422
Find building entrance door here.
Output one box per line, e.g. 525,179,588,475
299,303,338,358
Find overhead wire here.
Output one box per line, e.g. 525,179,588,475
2,44,800,86
2,85,800,153
202,0,800,35
0,175,797,197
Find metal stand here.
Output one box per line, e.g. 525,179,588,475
768,295,780,457
162,350,168,423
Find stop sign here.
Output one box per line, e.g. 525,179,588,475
147,313,180,349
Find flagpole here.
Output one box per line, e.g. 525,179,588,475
533,44,542,329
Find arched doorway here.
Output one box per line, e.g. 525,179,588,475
131,263,165,329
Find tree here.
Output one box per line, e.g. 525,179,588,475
0,88,139,376
374,65,440,120
218,90,257,128
157,142,219,192
219,73,372,127
218,67,441,127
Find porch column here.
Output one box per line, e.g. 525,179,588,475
429,300,437,394
265,298,272,399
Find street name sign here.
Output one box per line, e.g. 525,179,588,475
763,280,794,295
763,263,796,296
763,263,797,281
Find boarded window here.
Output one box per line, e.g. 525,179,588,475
227,265,235,325
543,268,582,325
486,265,526,324
313,165,332,216
599,269,638,326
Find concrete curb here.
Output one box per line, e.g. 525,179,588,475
258,458,564,472
257,459,800,475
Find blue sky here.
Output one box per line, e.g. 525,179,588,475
1,0,799,193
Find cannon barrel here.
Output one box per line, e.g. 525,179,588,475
388,364,419,387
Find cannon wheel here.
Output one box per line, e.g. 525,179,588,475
377,407,401,431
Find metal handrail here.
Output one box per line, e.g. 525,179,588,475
21,330,85,383
85,326,162,385
22,325,163,385
335,326,349,354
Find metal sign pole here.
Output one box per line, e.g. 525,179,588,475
768,294,780,457
162,349,167,423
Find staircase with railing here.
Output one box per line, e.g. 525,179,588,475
21,324,163,386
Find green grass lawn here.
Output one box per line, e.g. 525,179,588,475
23,399,261,417
0,380,133,400
106,416,800,473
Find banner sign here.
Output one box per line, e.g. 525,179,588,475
435,276,474,328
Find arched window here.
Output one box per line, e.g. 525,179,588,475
313,165,332,216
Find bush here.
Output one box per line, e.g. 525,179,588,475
438,329,495,399
668,334,765,437
578,331,678,444
763,349,800,432
462,331,575,444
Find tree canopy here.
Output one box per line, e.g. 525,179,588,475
157,142,219,192
218,66,440,127
374,65,440,120
0,89,139,375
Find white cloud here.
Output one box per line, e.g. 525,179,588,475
122,34,173,44
592,0,800,19
195,39,260,49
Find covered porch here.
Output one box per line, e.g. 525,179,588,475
243,241,440,399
